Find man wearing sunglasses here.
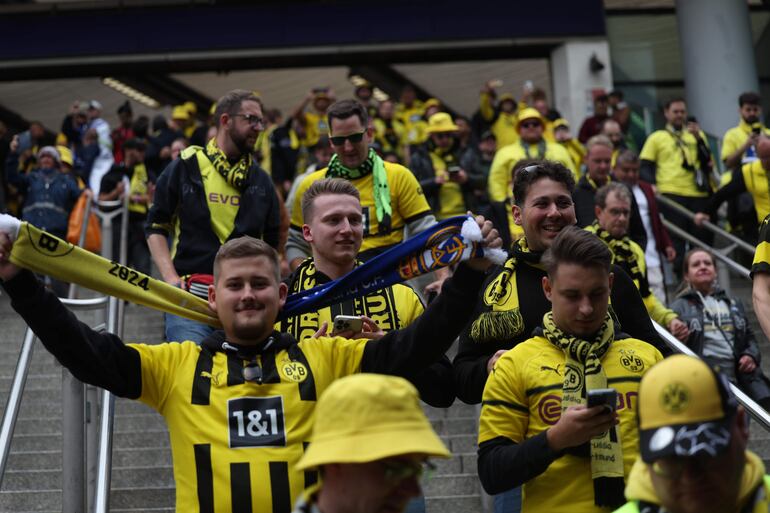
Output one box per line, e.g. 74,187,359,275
287,100,436,269
487,107,577,203
615,354,766,513
292,373,450,513
146,89,281,344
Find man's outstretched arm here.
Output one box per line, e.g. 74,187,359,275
0,232,142,398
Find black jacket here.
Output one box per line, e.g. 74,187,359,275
409,144,486,215
145,147,281,276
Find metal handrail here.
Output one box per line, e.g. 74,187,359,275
0,329,37,485
662,219,751,279
653,321,770,430
91,192,130,513
655,194,756,256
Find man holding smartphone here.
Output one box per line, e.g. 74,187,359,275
409,112,487,220
278,178,455,408
478,227,663,513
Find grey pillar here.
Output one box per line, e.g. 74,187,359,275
675,0,759,137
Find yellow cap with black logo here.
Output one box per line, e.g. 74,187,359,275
296,374,450,469
638,354,737,463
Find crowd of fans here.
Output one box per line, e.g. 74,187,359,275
1,78,770,513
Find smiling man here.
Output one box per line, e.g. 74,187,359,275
0,212,499,512
146,89,282,344
279,178,454,408
454,160,666,406
478,227,663,513
286,100,436,269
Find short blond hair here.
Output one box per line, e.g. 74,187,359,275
213,236,280,283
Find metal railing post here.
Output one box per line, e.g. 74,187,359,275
655,194,756,256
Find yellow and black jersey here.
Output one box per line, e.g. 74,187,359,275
132,333,366,513
145,145,281,276
299,111,328,148
277,260,423,342
289,161,433,257
479,336,662,513
752,214,770,277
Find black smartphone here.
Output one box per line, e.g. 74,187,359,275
587,388,617,414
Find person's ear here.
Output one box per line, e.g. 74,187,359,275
278,282,288,309
542,275,552,301
512,204,523,226
302,224,313,243
208,283,217,313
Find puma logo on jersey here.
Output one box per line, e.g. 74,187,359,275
540,364,562,376
200,371,222,386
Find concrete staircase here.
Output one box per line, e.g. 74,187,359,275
0,290,486,512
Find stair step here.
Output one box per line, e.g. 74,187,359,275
426,494,483,513
1,466,174,491
423,473,480,496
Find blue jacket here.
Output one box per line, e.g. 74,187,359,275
6,152,82,237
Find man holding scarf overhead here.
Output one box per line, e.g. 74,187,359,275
286,100,437,268
146,89,281,344
478,227,663,513
0,212,501,513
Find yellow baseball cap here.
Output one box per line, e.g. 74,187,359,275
426,112,459,134
638,355,737,463
296,374,450,470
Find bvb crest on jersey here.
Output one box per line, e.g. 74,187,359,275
397,224,480,280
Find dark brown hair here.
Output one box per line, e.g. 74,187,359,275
541,226,612,276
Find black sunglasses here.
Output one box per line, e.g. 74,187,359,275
330,131,366,146
520,121,542,129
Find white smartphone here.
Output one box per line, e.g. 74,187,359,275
332,315,364,334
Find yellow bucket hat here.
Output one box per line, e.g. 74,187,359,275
172,105,190,120
426,112,459,134
296,374,450,470
516,107,544,129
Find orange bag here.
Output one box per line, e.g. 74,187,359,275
67,190,102,253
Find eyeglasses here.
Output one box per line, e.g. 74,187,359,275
381,459,435,483
520,121,542,129
233,114,265,128
606,208,631,218
433,132,453,140
330,131,366,146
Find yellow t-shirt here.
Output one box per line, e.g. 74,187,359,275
373,117,407,156
752,214,770,277
639,128,709,197
488,141,578,202
479,336,663,513
290,162,433,256
430,152,466,220
300,111,328,148
738,160,770,223
721,120,770,163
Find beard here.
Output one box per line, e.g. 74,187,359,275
745,115,759,125
228,127,255,157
